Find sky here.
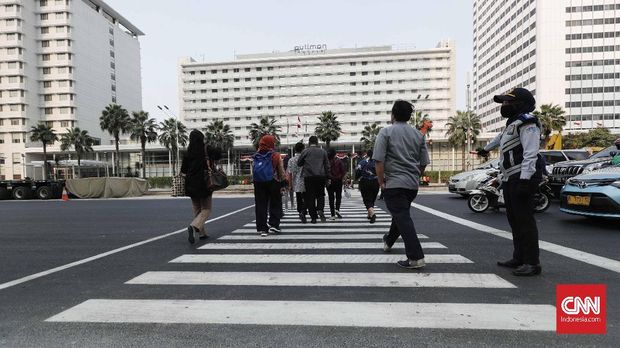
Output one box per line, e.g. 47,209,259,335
105,0,473,122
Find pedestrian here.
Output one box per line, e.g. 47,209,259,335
356,150,380,223
611,138,620,165
476,87,543,276
181,130,212,244
374,100,430,269
287,142,308,223
283,155,295,211
252,135,286,237
298,136,330,224
326,148,346,220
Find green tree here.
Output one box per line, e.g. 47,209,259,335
129,111,158,178
205,119,234,151
446,111,482,171
248,116,281,148
314,111,342,148
533,104,567,146
29,123,58,179
100,104,131,176
158,117,188,176
59,127,94,178
360,123,383,151
564,128,617,149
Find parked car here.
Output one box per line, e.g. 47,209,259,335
448,149,586,197
448,159,499,196
559,165,620,219
549,145,618,197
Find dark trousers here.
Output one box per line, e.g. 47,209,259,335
304,177,326,219
359,179,380,209
503,179,540,265
296,192,307,215
327,180,343,216
254,180,282,232
383,188,424,261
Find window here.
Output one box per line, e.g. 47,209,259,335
542,152,566,165
41,27,49,34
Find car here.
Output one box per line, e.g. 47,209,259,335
448,159,499,196
540,149,590,174
559,165,620,219
549,145,618,197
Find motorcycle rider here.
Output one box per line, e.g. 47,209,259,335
476,87,544,276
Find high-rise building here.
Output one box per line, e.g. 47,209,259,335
179,42,456,149
473,0,620,134
0,0,143,180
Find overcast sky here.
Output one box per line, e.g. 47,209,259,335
105,0,473,121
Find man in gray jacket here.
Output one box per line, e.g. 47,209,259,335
298,136,330,223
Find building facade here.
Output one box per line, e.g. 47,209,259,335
473,0,620,135
179,42,456,149
0,0,143,180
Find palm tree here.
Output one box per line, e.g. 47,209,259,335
59,127,94,178
29,123,58,179
446,111,482,171
360,123,383,151
248,116,281,148
409,110,428,130
129,111,158,178
314,111,342,147
533,104,567,146
100,104,131,176
158,117,188,176
204,120,234,150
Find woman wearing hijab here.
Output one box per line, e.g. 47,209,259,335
252,135,286,237
326,147,346,220
181,130,212,244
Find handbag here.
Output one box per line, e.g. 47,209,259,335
205,161,229,191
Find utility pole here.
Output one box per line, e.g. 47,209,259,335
466,73,472,170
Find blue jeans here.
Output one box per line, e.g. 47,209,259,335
383,188,425,261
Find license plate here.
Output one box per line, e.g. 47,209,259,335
567,195,591,206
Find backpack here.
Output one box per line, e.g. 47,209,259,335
253,151,274,182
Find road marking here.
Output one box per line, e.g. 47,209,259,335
170,254,472,264
218,234,428,240
126,271,516,289
197,242,446,250
412,202,620,274
46,299,555,331
280,218,391,223
248,222,391,227
231,228,389,234
0,205,256,291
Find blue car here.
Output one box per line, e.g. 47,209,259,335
560,165,620,219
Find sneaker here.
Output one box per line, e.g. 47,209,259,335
199,234,209,240
311,217,317,224
335,210,343,219
260,231,268,237
268,226,282,234
329,216,337,221
397,258,426,269
382,235,391,252
187,226,195,244
299,213,307,224
370,214,377,224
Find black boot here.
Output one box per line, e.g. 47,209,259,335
512,264,542,276
497,259,522,269
187,226,196,244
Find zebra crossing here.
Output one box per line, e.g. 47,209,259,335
46,199,556,332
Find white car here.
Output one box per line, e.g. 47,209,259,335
448,159,499,196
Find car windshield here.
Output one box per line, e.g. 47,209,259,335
565,151,589,160
475,159,499,169
589,146,617,159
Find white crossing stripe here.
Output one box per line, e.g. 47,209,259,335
218,234,428,240
282,213,389,217
247,222,391,227
197,242,446,250
170,254,471,264
46,299,555,331
232,228,389,234
126,271,516,289
280,219,391,223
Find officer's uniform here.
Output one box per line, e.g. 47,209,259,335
482,88,543,276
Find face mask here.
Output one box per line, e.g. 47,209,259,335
500,104,519,118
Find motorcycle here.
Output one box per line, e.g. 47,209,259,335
467,169,552,213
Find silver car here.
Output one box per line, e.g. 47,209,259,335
448,159,500,196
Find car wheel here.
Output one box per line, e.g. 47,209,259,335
36,186,52,200
533,193,550,213
468,194,489,213
12,186,32,200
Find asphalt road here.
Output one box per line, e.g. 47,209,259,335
0,193,617,347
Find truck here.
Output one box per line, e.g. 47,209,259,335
0,179,64,200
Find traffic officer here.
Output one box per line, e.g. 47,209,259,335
477,87,543,276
